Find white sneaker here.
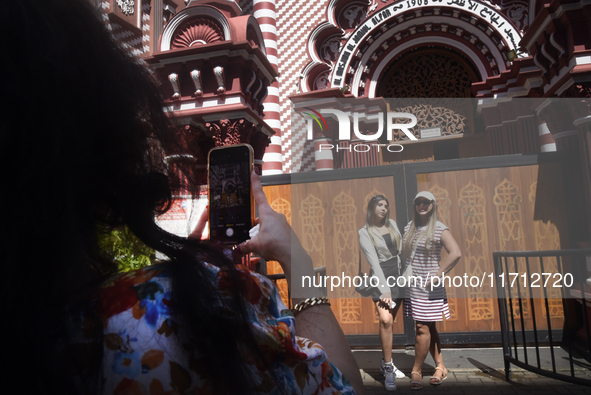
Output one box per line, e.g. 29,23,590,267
381,357,405,379
383,363,397,391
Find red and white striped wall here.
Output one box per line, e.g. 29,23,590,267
253,0,283,175
273,0,331,173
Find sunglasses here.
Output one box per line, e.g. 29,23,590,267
414,199,432,206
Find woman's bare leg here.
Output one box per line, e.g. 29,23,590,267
412,321,431,374
375,301,402,362
376,301,394,362
429,324,447,381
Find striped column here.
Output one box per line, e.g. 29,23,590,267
314,138,334,171
254,0,283,175
538,121,557,152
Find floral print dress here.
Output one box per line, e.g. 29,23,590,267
95,264,355,394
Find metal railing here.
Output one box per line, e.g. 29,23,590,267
493,249,591,386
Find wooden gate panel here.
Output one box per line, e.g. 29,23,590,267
262,155,569,340
416,164,568,334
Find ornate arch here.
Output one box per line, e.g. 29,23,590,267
302,0,524,97
160,5,231,52
331,1,523,88
366,35,489,98
171,17,225,49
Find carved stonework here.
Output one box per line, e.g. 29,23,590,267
388,104,467,141
171,18,224,49
207,119,257,147
500,0,529,31
168,73,180,99
117,0,134,15
205,120,269,163
320,36,341,65
314,71,330,91
338,3,367,30
214,66,225,94
380,51,476,98
190,70,202,96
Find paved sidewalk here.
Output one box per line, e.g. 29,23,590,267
353,348,591,394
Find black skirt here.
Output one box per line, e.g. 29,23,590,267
371,256,403,302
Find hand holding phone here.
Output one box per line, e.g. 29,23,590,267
207,144,254,244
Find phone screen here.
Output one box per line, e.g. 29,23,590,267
208,145,253,243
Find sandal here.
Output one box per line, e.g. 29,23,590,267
429,366,448,385
410,371,423,390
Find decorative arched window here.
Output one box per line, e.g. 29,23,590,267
378,48,479,98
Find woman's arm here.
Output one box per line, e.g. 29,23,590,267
241,172,365,394
359,229,391,298
435,229,462,276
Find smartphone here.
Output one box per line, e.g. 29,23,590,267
207,144,255,244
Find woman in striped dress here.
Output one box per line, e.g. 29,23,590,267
402,191,462,390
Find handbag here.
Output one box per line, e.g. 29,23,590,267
354,251,382,298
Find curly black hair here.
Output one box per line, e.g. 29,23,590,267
1,1,268,393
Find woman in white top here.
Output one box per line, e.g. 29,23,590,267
402,191,461,390
358,195,405,391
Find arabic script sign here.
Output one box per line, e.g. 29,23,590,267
332,0,523,86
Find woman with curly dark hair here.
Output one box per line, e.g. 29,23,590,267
1,1,363,393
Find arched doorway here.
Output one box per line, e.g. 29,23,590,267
377,48,479,98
